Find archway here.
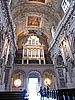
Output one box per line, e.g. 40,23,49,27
56,55,64,66
11,70,26,91
27,71,41,100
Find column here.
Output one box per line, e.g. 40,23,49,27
1,57,5,85
38,49,41,64
23,47,24,58
22,47,24,64
66,40,73,59
42,49,44,58
2,72,5,85
22,59,24,64
5,43,10,65
24,76,28,89
42,49,45,64
23,77,26,89
27,49,29,64
54,76,58,89
11,77,13,91
7,42,14,91
44,59,45,64
38,49,40,58
31,50,32,58
66,40,73,82
39,59,41,64
60,46,67,65
60,46,71,83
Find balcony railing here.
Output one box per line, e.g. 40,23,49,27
39,87,75,100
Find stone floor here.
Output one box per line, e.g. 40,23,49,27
25,94,57,100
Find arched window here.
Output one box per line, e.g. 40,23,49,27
56,55,64,66
29,0,45,3
13,72,24,88
61,0,71,13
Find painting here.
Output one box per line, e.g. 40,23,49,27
27,16,41,27
29,0,45,3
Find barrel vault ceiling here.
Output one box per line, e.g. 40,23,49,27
11,0,63,49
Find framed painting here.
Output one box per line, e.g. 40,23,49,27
29,0,45,3
27,16,41,27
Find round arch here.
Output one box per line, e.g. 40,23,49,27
27,70,42,90
54,54,64,66
11,69,26,91
27,70,42,78
12,69,26,77
43,70,55,89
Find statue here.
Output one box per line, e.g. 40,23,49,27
51,25,55,38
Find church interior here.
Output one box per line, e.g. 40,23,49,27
0,0,75,100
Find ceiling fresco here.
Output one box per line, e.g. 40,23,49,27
11,0,63,48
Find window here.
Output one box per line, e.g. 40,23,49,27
57,55,64,66
29,40,31,44
61,0,70,13
36,40,38,45
36,50,38,57
40,49,43,57
32,39,35,44
41,60,44,64
28,50,31,57
24,49,27,56
32,50,35,57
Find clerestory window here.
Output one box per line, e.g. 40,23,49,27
29,0,45,3
61,0,71,13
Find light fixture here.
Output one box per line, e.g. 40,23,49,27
14,79,22,87
44,78,51,86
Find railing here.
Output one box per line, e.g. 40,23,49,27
39,87,75,100
0,88,75,100
0,91,24,100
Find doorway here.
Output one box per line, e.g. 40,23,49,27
28,78,40,100
28,71,41,100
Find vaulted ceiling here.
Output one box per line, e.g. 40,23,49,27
11,0,63,49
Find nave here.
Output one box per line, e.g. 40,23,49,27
0,0,75,100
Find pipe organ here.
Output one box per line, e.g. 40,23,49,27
22,35,45,64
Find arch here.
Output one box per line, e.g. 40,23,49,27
17,31,48,49
43,69,54,75
27,70,42,78
27,70,42,91
11,70,26,90
12,69,26,77
43,70,55,88
56,55,64,66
